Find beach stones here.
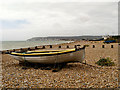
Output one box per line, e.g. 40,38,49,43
2,46,119,88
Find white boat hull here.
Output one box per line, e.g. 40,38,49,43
11,49,85,64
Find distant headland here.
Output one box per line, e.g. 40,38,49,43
27,36,103,41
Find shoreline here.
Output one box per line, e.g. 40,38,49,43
1,40,75,53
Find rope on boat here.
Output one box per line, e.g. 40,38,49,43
23,53,27,65
54,54,58,69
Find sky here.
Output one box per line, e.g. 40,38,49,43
0,0,118,41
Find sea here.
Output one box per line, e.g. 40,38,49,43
0,40,73,51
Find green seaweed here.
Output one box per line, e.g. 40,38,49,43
95,57,115,66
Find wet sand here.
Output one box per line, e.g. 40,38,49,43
1,41,119,88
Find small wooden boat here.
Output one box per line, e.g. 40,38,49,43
10,46,85,64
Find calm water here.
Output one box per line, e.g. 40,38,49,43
1,40,72,51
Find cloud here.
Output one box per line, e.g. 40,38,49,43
0,1,118,41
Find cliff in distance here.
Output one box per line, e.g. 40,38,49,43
27,36,103,41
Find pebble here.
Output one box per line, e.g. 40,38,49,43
1,53,118,88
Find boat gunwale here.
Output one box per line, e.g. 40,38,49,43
10,46,85,57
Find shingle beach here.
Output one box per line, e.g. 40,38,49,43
1,41,119,88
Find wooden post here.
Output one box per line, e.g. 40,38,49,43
67,45,69,48
50,45,52,48
13,49,15,52
111,45,113,48
93,45,95,48
59,46,61,48
102,45,105,48
74,45,77,48
28,47,31,51
42,46,45,49
20,48,23,52
35,46,38,49
5,50,10,54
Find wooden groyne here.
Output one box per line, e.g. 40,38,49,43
1,45,45,54
0,41,76,54
1,41,118,55
0,44,81,54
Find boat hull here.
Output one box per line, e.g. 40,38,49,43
11,49,85,64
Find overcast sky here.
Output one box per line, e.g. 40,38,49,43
0,0,118,41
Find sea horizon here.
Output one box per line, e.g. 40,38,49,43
1,40,73,51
